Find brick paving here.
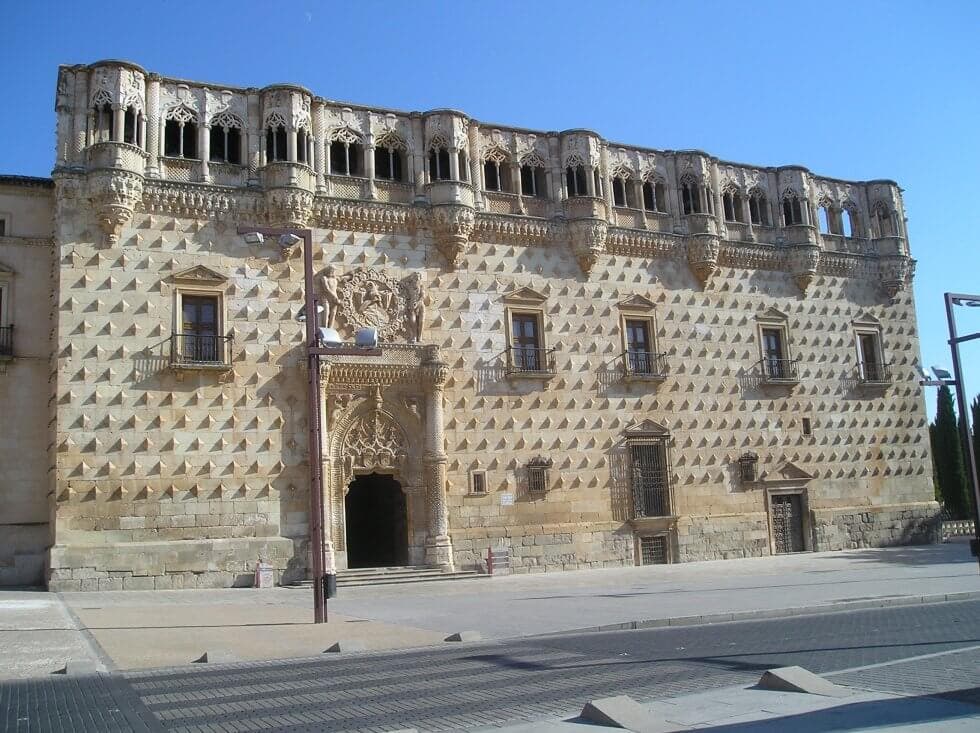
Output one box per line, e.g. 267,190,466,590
3,599,979,732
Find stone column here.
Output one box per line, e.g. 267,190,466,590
422,347,453,569
70,69,89,165
287,128,297,162
113,104,125,143
364,133,376,199
199,124,211,182
246,89,261,185
468,122,482,210
411,114,426,201
448,146,460,181
634,179,647,228
549,136,562,201
145,75,160,177
599,146,612,210
313,101,327,192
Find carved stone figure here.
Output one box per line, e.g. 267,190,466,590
318,265,341,329
404,272,426,343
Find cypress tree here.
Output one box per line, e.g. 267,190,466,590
932,385,970,518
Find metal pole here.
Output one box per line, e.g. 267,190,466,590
944,292,980,569
239,226,327,621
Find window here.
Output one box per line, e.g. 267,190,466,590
0,278,11,357
469,470,487,495
749,188,770,226
123,107,143,147
483,158,510,192
639,535,669,565
209,114,243,164
330,139,362,175
526,457,552,494
738,452,759,483
510,312,544,372
761,328,786,377
624,318,662,376
520,163,547,197
818,205,832,234
375,146,403,181
642,180,667,213
93,101,114,143
681,178,703,215
801,417,813,436
612,176,633,207
723,188,744,223
565,165,588,196
871,203,895,238
0,218,6,236
842,205,858,238
856,330,888,383
629,440,671,517
782,192,804,226
458,151,469,182
429,145,451,180
266,124,287,162
178,295,220,363
297,128,310,164
164,107,198,159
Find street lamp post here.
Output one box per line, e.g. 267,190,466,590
944,292,980,569
239,226,328,622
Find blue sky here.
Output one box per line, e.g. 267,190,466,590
2,0,979,418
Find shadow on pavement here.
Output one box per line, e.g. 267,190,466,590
822,541,978,566
687,688,980,732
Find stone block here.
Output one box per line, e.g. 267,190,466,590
580,695,685,732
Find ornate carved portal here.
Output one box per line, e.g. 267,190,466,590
321,344,452,571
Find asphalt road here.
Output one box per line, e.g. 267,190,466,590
4,599,980,733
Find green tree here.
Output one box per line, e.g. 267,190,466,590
931,385,970,518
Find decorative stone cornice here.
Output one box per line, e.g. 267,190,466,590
568,219,607,274
313,197,420,234
788,243,822,294
686,234,720,286
87,168,143,245
879,255,915,298
430,204,475,269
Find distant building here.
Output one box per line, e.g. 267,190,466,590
0,60,937,590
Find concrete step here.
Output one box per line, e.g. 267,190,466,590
289,566,486,589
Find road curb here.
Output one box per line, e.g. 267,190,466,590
537,590,980,637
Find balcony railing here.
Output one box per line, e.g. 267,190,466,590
622,350,668,380
505,346,556,377
170,333,233,369
759,357,800,383
858,361,892,385
0,325,12,357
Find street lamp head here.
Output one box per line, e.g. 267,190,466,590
279,233,302,250
318,327,342,346
931,366,954,382
242,231,264,245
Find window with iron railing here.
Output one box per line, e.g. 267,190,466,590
629,440,671,518
527,456,553,494
622,318,666,378
0,324,12,358
507,312,556,375
172,294,231,368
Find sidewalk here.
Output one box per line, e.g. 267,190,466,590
2,540,978,675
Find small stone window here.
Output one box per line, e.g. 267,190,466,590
681,176,708,215
723,187,745,223
429,145,452,181
209,113,243,165
526,457,553,494
458,151,469,182
297,128,310,164
802,417,813,435
469,469,488,495
639,535,669,565
782,192,805,226
266,123,287,162
483,158,511,193
738,452,759,483
164,106,198,159
0,217,6,236
642,180,667,213
612,176,634,208
842,204,859,238
520,163,547,197
123,106,143,148
749,188,770,226
93,100,114,143
871,203,895,238
375,146,404,181
566,165,588,197
330,139,362,176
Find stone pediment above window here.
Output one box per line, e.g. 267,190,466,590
0,261,14,276
759,460,814,485
501,285,548,305
172,265,228,285
852,311,881,327
624,418,670,438
616,294,657,312
756,307,789,323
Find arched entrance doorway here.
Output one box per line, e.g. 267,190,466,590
344,473,408,568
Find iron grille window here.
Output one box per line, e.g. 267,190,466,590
639,535,669,565
471,470,487,495
629,440,670,518
527,457,552,494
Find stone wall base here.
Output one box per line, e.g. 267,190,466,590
454,526,634,573
677,513,771,562
813,502,941,550
0,524,49,587
48,536,298,591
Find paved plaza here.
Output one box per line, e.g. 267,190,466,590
1,542,979,730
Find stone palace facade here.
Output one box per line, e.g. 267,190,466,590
0,60,938,590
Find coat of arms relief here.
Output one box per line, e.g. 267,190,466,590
319,266,427,343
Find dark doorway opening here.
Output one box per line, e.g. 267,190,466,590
344,473,408,568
